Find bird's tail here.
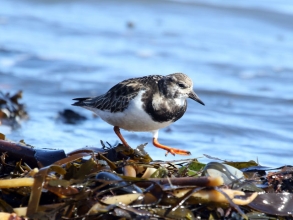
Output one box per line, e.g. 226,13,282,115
72,98,90,106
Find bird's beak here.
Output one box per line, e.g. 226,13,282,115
189,91,205,106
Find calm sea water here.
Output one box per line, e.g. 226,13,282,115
0,0,292,166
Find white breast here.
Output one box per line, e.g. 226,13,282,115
86,90,173,132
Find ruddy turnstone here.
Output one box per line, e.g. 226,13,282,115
72,73,204,156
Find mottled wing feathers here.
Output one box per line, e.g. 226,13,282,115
90,82,140,112
72,75,163,113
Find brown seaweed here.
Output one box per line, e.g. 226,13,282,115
0,91,28,127
0,136,292,219
0,139,66,170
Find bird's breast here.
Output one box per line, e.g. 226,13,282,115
93,90,173,131
143,92,187,123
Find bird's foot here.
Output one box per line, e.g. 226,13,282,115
153,138,191,156
165,148,191,156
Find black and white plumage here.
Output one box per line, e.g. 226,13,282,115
72,73,204,156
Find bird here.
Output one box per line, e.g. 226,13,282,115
72,73,204,156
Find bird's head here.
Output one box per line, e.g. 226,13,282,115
158,73,205,106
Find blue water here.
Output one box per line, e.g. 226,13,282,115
0,0,292,166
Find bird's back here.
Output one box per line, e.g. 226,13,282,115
72,75,163,113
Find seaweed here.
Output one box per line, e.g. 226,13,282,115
0,91,28,127
1,135,291,220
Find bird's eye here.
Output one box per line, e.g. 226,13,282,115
178,83,186,88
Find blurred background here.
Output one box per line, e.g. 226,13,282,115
0,0,292,166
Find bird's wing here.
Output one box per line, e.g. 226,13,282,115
73,75,163,113
94,81,142,112
83,76,156,112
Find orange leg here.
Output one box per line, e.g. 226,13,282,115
153,138,191,156
114,126,130,147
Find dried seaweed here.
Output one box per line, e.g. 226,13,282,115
0,136,292,219
0,91,28,127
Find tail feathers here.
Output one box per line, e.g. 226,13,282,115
72,97,90,106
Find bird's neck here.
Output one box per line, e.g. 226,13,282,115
141,88,187,123
149,94,187,122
